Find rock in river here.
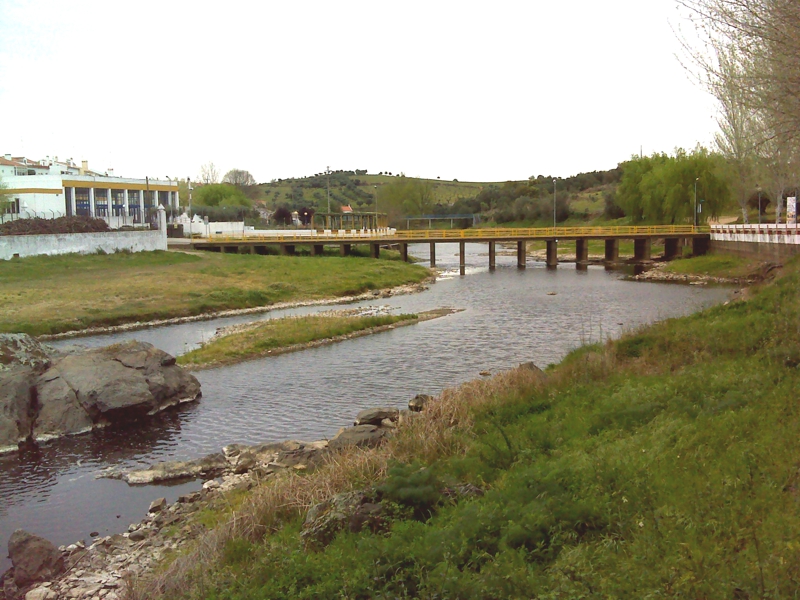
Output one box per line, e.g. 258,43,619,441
0,334,201,453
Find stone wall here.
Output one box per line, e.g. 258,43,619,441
0,230,167,260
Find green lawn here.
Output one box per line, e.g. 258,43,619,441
0,251,429,336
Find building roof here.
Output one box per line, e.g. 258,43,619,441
341,205,353,213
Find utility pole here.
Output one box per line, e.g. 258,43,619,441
553,179,557,229
694,178,699,228
326,166,330,213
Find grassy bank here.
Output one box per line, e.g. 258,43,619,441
134,257,800,599
664,253,767,279
0,251,430,336
177,313,418,369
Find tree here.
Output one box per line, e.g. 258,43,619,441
298,206,315,226
222,169,256,187
199,162,219,185
194,183,251,207
273,205,292,226
0,178,10,215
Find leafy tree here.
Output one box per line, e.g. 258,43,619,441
222,169,256,187
194,183,251,207
298,206,315,225
616,149,729,224
273,205,292,226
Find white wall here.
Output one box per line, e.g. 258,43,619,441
711,224,800,245
0,230,167,260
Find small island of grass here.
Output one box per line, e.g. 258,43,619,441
177,308,459,369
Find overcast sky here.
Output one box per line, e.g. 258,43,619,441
0,0,716,183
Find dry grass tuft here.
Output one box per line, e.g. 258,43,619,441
125,364,548,600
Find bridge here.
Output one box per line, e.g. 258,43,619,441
190,225,711,275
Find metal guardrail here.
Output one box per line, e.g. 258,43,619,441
200,225,708,243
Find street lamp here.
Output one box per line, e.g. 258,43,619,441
188,177,193,237
326,166,331,214
374,185,379,232
694,177,699,228
552,179,557,229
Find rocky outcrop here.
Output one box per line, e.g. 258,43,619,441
354,407,399,426
328,424,389,450
5,530,65,592
408,394,432,412
300,490,386,549
0,335,201,453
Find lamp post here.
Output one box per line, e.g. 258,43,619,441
552,179,557,229
694,177,699,228
188,177,193,238
374,185,378,232
326,165,331,214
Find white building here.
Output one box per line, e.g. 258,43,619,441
1,155,179,228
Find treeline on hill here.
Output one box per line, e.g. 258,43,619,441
262,169,376,215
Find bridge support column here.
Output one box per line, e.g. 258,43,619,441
247,245,256,254
575,239,589,264
692,236,709,257
546,240,558,268
429,242,436,267
604,239,619,263
341,244,351,257
400,243,408,262
488,241,496,270
280,244,295,256
663,238,680,260
459,241,466,276
633,238,651,262
311,244,324,256
517,241,526,269
370,243,380,259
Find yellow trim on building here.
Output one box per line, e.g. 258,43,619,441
61,180,177,192
3,188,63,195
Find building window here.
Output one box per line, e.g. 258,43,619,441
144,191,156,209
94,190,108,217
75,188,90,216
112,190,125,216
64,187,73,217
4,199,20,214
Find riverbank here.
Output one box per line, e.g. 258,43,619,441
105,255,798,599
178,308,461,370
0,251,431,337
632,253,780,285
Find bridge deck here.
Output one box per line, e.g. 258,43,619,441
194,225,709,246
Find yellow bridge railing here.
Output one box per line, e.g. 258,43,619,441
203,225,708,243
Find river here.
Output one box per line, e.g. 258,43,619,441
0,244,731,570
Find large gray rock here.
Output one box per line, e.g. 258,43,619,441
354,407,399,426
0,366,36,451
329,424,388,450
32,367,93,442
7,529,64,588
0,336,202,452
0,334,50,372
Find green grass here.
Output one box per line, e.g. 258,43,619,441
178,313,417,368
0,251,429,336
664,254,765,279
157,256,800,600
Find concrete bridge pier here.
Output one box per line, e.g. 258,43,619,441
575,238,589,266
517,241,526,269
370,243,380,259
546,240,558,268
400,243,409,262
429,242,436,267
311,244,324,256
663,237,680,260
692,236,709,256
280,244,295,256
604,239,619,263
459,241,466,276
488,241,496,270
633,238,651,262
340,244,351,257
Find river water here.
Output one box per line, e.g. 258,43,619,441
0,244,731,570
